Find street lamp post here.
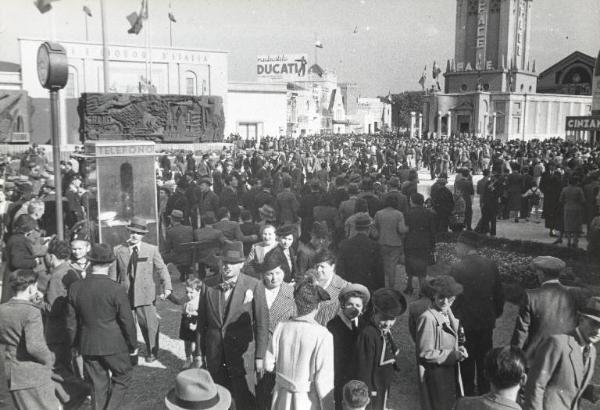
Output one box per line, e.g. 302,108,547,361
100,0,110,92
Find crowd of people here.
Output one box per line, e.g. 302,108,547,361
1,133,600,410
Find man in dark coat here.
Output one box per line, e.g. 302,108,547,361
197,177,220,226
539,163,564,236
196,241,269,409
336,214,384,291
476,173,503,236
450,231,505,396
511,256,582,366
404,193,436,295
164,210,194,281
67,244,137,410
430,173,454,232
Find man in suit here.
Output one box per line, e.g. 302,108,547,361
336,214,384,291
338,183,359,224
255,250,296,410
213,206,257,243
523,297,600,410
265,224,298,283
67,244,138,410
164,209,194,282
511,256,579,365
193,215,228,278
111,216,172,362
196,241,269,409
450,230,505,396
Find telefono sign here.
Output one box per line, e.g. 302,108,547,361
257,54,308,81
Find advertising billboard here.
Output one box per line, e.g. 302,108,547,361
257,54,308,82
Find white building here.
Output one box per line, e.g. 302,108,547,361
17,38,228,144
355,97,392,134
226,81,287,139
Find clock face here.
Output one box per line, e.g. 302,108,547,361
37,45,50,86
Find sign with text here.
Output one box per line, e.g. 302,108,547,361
257,54,308,81
476,0,488,70
565,116,600,132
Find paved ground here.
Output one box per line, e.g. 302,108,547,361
1,170,597,409
123,273,600,410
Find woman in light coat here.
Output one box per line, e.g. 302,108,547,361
265,278,334,410
416,275,467,410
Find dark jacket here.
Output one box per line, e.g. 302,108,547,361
404,206,436,253
67,274,137,356
450,254,505,331
511,282,579,365
164,223,194,266
197,273,269,377
336,232,384,290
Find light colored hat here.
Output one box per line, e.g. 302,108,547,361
165,369,231,410
531,256,566,273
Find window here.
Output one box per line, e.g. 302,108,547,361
461,84,468,92
483,83,490,91
65,67,78,98
184,71,197,95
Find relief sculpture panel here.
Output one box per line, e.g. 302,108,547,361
79,93,224,143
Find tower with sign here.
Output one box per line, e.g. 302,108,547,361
422,0,592,141
445,0,536,94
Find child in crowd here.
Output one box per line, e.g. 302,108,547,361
179,275,202,368
522,185,543,223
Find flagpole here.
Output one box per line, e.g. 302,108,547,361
100,0,110,92
169,0,173,47
85,13,89,41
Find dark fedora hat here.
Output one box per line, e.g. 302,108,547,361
580,296,600,323
165,368,231,410
198,177,212,186
220,241,245,264
87,243,115,264
372,288,407,318
429,275,463,298
127,216,149,234
259,251,284,273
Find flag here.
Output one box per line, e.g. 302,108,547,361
34,0,53,14
83,5,92,17
315,40,323,48
127,0,147,35
168,11,176,22
432,61,442,79
418,66,427,90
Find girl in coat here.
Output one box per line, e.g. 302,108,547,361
326,284,371,410
416,275,467,410
265,278,334,410
353,288,407,410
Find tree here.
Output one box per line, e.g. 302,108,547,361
390,91,426,130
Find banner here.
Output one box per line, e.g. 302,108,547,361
565,116,600,132
257,54,308,82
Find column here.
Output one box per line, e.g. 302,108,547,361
437,111,442,138
410,111,416,138
446,111,452,137
492,112,497,140
418,113,423,139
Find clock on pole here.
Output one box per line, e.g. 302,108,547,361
37,41,69,240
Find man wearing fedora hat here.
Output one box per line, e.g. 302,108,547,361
165,368,231,410
196,240,269,409
67,244,137,410
523,297,600,410
111,216,172,363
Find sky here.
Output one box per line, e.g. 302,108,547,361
0,0,598,96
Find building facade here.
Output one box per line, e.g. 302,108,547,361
425,0,593,141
